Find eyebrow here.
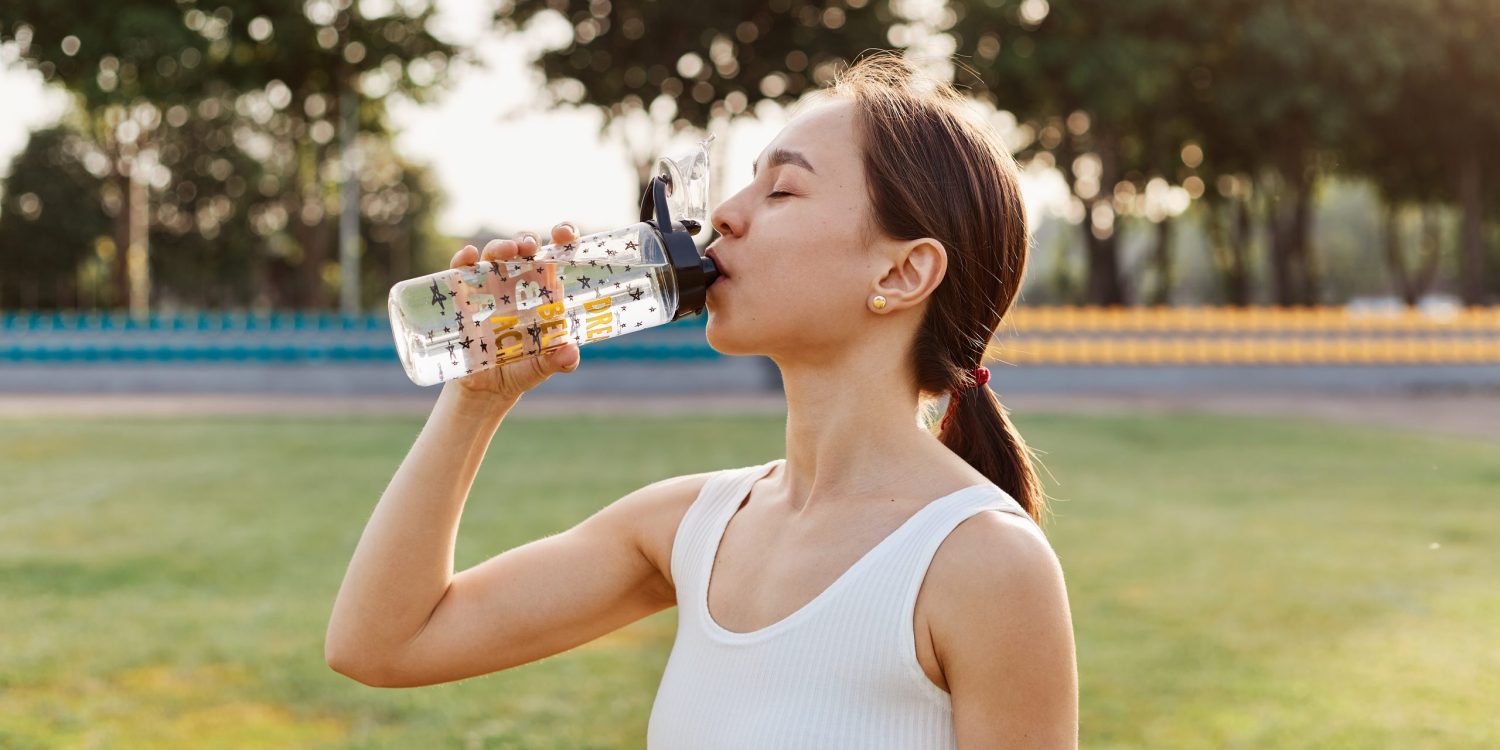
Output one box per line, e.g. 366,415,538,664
751,148,817,177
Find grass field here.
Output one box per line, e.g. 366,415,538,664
1,407,1496,749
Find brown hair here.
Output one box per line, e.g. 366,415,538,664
827,52,1049,525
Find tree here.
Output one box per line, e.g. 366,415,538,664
0,0,456,310
1348,0,1500,305
952,0,1206,306
497,0,911,197
1186,0,1419,306
0,126,111,308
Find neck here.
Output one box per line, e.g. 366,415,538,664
768,344,946,516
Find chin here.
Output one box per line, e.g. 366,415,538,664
703,313,760,357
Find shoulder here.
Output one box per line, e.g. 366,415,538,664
925,507,1079,745
611,465,753,601
925,508,1065,635
936,506,1057,581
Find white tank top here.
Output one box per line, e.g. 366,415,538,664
647,457,1041,749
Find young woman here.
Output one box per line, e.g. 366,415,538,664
327,52,1078,748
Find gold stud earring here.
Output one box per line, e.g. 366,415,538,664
871,295,887,310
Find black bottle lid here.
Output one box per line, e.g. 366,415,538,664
640,178,721,321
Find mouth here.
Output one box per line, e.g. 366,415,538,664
706,247,730,281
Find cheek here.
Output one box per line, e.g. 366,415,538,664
762,260,863,321
707,259,865,354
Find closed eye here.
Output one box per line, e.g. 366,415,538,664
768,190,794,199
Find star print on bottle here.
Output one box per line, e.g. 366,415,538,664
388,198,716,388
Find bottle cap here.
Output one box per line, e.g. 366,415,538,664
640,136,720,321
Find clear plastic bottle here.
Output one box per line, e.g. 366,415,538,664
386,137,720,387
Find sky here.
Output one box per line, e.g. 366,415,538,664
0,0,1069,239
0,62,70,182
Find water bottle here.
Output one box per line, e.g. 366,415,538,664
387,137,722,387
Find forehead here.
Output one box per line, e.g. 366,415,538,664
755,99,861,173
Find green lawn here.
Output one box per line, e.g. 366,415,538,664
1,408,1496,749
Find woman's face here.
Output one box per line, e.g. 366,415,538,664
704,99,892,359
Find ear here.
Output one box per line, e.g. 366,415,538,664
871,238,947,311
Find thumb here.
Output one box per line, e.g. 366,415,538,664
548,342,581,373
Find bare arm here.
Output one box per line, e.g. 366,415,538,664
324,379,511,681
326,225,698,687
937,513,1079,749
323,378,700,687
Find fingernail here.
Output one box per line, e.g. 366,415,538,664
561,222,577,235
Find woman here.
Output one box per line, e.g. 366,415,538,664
327,52,1078,748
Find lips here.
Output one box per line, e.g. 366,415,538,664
706,247,730,280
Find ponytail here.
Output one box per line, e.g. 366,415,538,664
930,359,1048,525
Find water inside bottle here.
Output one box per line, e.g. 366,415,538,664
388,224,678,386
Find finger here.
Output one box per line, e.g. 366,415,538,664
550,221,579,246
549,341,581,373
451,245,478,269
489,241,525,265
515,231,541,258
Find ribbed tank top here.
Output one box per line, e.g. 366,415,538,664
647,457,1040,749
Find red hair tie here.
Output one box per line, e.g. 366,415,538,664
940,366,990,431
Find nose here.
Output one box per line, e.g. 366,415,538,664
710,193,744,240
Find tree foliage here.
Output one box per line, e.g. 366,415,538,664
3,0,1496,309
0,127,111,307
950,0,1498,305
497,0,911,191
0,0,457,309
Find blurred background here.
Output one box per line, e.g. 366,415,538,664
1,1,1496,748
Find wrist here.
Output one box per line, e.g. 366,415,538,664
438,381,519,424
